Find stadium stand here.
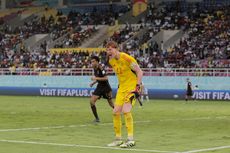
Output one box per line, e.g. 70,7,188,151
0,0,229,76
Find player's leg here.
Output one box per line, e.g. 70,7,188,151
107,105,123,147
107,92,123,147
189,95,193,101
186,90,193,101
185,92,188,101
120,95,135,148
146,94,149,101
90,94,100,122
106,91,114,108
145,90,149,101
141,94,144,102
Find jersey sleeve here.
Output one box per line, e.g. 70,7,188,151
122,53,138,70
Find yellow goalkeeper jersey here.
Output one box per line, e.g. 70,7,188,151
109,52,138,92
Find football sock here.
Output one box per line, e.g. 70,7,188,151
91,105,99,120
124,112,133,138
146,96,149,101
113,113,121,138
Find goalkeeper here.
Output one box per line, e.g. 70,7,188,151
106,41,143,148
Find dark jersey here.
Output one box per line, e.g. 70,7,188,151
93,65,112,99
94,65,111,88
187,81,193,96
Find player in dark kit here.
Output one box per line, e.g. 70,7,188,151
90,56,114,122
185,78,193,101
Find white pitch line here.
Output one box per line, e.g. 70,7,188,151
0,120,151,132
0,139,178,153
181,145,230,153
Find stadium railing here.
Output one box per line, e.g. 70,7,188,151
0,68,229,77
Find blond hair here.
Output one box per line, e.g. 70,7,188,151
105,41,119,49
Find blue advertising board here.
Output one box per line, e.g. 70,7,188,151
0,87,229,100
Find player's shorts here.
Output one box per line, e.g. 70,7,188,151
115,90,136,106
141,88,148,95
93,85,112,99
186,90,193,96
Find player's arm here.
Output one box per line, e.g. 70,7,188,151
123,54,143,98
131,63,143,99
131,62,143,86
91,75,108,81
90,81,97,87
91,66,108,81
123,54,143,85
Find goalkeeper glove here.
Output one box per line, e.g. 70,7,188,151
131,84,141,98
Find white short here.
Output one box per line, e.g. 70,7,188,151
141,88,148,95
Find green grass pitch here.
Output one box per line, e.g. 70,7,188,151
0,96,229,153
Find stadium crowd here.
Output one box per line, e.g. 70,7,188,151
136,3,230,68
0,2,229,71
